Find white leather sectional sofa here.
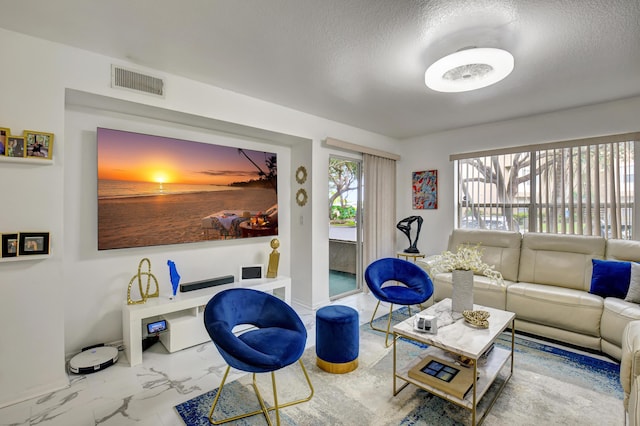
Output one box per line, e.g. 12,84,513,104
419,229,640,360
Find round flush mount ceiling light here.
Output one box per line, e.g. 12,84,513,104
425,47,514,93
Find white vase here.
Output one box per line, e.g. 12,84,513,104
451,269,474,313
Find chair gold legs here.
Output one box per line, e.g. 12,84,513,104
208,359,314,425
368,301,424,348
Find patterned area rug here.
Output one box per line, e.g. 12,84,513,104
175,308,623,425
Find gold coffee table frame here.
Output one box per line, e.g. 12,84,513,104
392,299,515,426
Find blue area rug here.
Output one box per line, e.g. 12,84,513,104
175,307,623,425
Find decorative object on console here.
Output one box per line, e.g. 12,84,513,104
266,238,280,278
17,232,50,255
1,233,18,257
167,260,181,297
397,215,423,254
24,130,54,159
412,170,437,209
239,264,263,281
127,258,159,305
179,275,235,292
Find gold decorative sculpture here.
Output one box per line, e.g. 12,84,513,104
127,258,160,305
266,238,280,278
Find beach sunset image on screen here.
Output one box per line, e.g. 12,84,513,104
97,127,278,250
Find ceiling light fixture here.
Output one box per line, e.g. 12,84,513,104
425,47,514,93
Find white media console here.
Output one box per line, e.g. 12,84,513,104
122,276,291,366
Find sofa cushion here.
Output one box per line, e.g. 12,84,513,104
621,321,640,411
506,282,603,336
601,298,640,360
627,263,640,304
607,239,640,262
518,233,606,291
590,259,631,299
448,229,522,282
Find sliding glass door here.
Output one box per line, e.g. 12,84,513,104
328,156,362,299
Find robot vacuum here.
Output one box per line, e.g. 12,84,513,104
69,344,118,374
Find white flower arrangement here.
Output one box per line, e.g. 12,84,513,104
429,244,504,286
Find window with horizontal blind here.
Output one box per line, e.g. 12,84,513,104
453,133,638,239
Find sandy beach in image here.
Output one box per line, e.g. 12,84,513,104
98,187,277,250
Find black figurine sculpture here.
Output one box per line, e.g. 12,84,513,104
397,216,423,254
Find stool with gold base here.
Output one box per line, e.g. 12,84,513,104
316,305,359,374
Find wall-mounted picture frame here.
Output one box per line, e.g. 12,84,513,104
18,232,50,256
0,127,9,156
1,234,18,258
24,130,54,159
6,136,25,158
412,169,438,210
239,264,264,281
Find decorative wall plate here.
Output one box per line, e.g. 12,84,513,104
295,166,307,184
296,188,308,206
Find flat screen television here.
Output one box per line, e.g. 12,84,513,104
97,127,278,250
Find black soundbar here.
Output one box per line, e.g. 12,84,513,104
180,275,235,292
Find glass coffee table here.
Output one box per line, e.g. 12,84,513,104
392,298,515,426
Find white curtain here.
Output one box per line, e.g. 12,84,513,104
363,153,397,267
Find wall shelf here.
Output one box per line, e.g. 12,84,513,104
0,254,50,263
0,156,53,165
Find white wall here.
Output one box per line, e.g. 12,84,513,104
0,28,398,407
397,96,640,256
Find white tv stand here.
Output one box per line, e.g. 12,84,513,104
122,276,291,366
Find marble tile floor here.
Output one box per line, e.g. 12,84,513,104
0,292,380,426
0,293,614,426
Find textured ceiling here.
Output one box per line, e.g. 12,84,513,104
1,0,639,139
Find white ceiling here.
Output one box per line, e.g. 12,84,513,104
2,0,640,139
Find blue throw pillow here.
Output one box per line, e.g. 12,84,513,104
590,259,631,299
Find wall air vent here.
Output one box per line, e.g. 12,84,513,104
111,65,164,97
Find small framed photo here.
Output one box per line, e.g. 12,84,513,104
239,264,264,281
0,127,9,156
1,234,18,258
24,130,54,159
6,136,25,158
18,232,50,256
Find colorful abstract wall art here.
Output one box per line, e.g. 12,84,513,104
412,170,437,209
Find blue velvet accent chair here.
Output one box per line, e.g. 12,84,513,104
364,257,434,347
204,288,314,425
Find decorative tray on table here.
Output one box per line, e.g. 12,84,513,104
462,310,490,328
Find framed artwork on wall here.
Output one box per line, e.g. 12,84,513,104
1,234,18,257
24,130,54,159
6,136,25,158
412,170,438,209
97,127,278,250
18,232,50,255
0,127,8,156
